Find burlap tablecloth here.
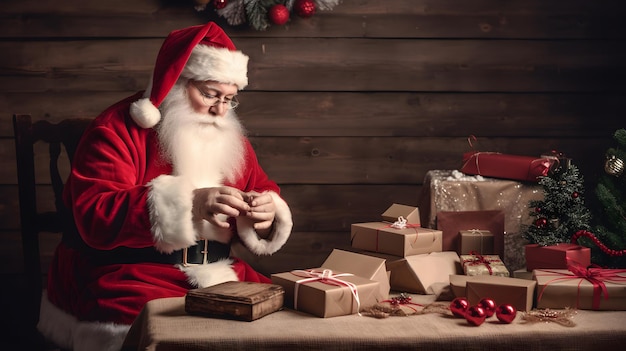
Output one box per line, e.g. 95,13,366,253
122,295,626,351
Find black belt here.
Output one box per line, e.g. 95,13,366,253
60,216,231,266
68,239,231,266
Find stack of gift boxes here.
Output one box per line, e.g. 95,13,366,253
266,202,626,319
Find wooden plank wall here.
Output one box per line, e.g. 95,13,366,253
0,0,624,277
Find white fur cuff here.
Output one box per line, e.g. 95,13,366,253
147,175,197,253
236,192,293,255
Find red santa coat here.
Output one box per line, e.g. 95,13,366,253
46,92,292,325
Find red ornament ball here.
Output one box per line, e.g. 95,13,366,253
465,305,487,326
572,191,579,199
213,0,228,9
268,4,290,25
535,218,547,228
478,298,496,318
535,207,541,213
295,0,316,18
449,297,469,318
495,303,517,324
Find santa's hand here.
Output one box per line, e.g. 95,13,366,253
243,191,276,231
192,186,251,228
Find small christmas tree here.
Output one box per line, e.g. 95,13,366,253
573,129,626,268
523,156,592,246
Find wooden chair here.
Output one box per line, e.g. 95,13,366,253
12,114,93,337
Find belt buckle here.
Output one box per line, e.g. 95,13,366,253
182,239,208,267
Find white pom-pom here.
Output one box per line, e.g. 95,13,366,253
130,98,161,129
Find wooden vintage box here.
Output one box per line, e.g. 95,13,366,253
185,281,285,321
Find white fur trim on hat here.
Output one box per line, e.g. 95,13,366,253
182,45,249,90
236,191,293,255
130,97,161,129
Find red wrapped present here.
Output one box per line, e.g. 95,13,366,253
525,243,591,271
460,152,554,182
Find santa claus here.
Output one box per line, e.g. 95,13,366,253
37,22,293,351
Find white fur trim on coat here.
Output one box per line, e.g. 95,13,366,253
38,293,130,351
147,175,197,253
236,191,293,255
147,175,236,252
178,258,239,288
182,45,249,90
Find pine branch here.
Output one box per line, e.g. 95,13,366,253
218,0,247,26
315,0,341,11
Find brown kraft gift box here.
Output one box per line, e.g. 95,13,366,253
351,203,439,257
436,210,505,258
533,269,626,310
185,281,285,321
322,249,390,299
525,243,591,271
351,223,443,257
450,275,536,311
458,230,494,255
386,251,461,294
271,269,383,318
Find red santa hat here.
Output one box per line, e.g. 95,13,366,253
130,22,249,128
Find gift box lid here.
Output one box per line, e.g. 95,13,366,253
386,251,460,294
381,203,420,225
449,274,536,298
322,249,390,298
466,276,537,311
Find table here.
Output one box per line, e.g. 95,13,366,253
122,295,626,351
418,170,544,271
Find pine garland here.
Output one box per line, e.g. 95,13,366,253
197,0,341,31
244,0,278,31
217,0,246,26
315,0,340,11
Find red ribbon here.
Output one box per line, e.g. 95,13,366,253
536,262,626,310
381,293,423,313
463,251,500,275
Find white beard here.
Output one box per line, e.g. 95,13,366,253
156,83,246,188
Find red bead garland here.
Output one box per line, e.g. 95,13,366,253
571,230,626,257
295,0,316,18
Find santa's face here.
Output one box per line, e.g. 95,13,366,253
187,80,239,117
155,79,246,187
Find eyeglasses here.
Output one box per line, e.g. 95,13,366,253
191,82,239,110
